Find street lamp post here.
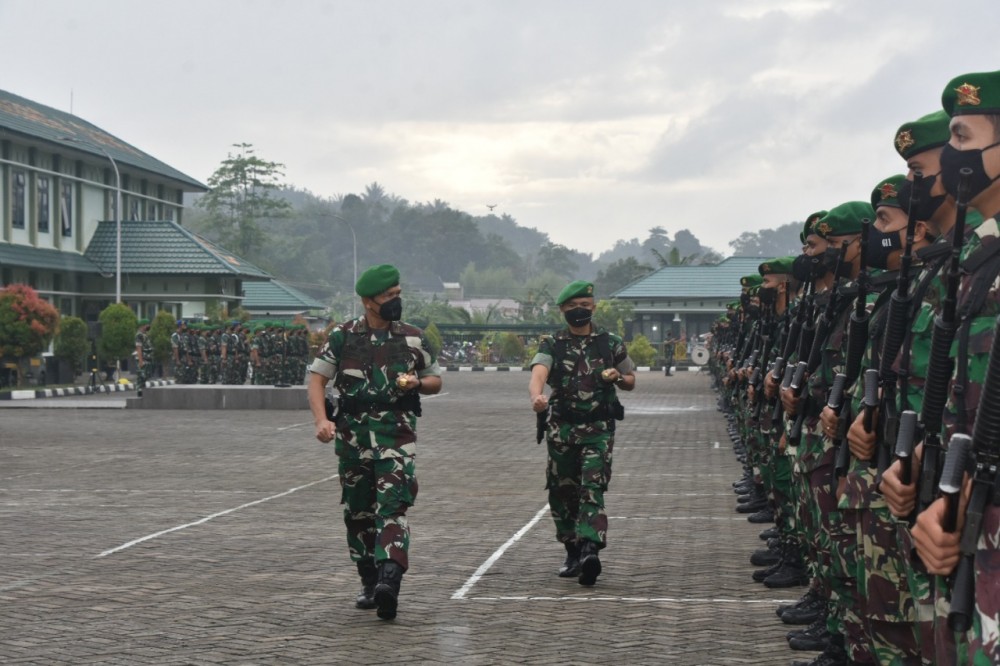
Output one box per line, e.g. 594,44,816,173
59,137,121,304
326,213,357,319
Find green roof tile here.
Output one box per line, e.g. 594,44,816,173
84,220,272,278
0,89,205,191
0,242,102,273
243,279,325,311
612,257,764,299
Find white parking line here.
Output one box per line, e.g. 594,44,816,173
467,596,797,604
95,473,339,558
451,504,550,600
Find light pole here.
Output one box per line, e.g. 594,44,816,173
325,213,357,319
59,137,122,304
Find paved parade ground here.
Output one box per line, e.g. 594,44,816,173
1,371,807,665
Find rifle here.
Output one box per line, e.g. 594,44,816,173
894,410,919,486
948,315,1000,632
917,169,972,510
826,372,849,493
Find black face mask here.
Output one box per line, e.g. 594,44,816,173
865,225,902,270
792,253,824,282
940,141,1000,201
745,304,761,319
564,306,592,328
739,293,751,309
821,245,854,278
897,175,947,222
378,296,403,322
757,286,778,307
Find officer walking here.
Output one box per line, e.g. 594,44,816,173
307,264,441,621
134,319,153,397
528,280,636,586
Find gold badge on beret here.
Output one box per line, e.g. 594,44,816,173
762,263,771,273
817,222,832,235
956,83,982,107
587,285,593,294
879,182,898,200
895,129,915,153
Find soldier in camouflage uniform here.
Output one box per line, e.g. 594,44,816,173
134,319,154,397
905,70,1000,665
170,320,186,383
308,264,441,621
529,280,636,587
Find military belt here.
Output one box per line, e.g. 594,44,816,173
338,393,422,417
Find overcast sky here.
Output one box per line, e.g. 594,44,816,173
1,0,997,257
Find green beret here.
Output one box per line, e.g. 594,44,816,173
739,274,763,289
942,70,1000,116
871,174,907,210
759,256,796,277
802,210,828,242
726,301,739,309
556,280,595,305
137,318,150,326
812,202,874,238
355,264,400,298
894,111,951,159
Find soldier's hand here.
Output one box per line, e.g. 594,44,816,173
778,432,787,455
531,394,549,413
315,420,336,444
847,410,877,461
912,496,962,575
395,373,419,391
747,385,756,404
764,372,778,400
601,368,620,383
779,385,799,417
819,406,838,439
880,453,920,517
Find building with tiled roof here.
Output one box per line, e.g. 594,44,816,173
0,88,275,323
242,279,326,319
612,256,761,346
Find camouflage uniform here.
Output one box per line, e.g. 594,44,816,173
310,317,440,571
531,327,635,549
135,329,154,393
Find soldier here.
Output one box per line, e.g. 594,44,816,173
903,69,1000,665
170,319,186,383
307,264,441,621
134,319,153,397
528,280,636,586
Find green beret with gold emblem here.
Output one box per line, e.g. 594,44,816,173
739,274,763,289
812,202,874,239
759,256,796,277
942,70,1000,116
555,280,595,305
801,210,828,242
871,175,907,210
894,111,951,159
355,264,401,297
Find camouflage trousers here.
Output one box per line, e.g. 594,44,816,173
768,450,796,541
857,507,920,665
339,455,418,571
136,362,152,392
897,523,937,665
545,429,613,547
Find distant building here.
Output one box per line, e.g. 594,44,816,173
612,256,761,344
0,88,279,324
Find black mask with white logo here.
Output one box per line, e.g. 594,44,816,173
564,307,593,328
865,225,902,270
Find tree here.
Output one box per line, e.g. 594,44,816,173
498,332,525,365
196,143,293,257
97,304,137,368
424,322,443,356
592,299,634,336
0,285,60,386
535,242,579,279
594,257,653,296
728,221,804,257
150,310,176,366
627,334,656,366
54,315,88,377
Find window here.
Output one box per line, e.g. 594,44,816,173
12,170,26,229
129,198,140,221
53,274,63,292
165,206,174,221
1,268,11,285
37,176,50,232
61,182,73,237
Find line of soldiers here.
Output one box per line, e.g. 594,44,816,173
170,319,311,386
709,69,1000,665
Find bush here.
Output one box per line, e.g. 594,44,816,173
499,332,525,365
98,304,137,365
0,285,60,386
54,315,88,376
424,322,443,356
150,311,176,365
627,334,656,366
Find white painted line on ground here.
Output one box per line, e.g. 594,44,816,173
94,473,339,558
616,473,728,478
608,516,748,521
451,503,550,600
611,493,732,497
468,596,797,604
276,421,312,431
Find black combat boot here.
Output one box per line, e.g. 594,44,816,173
764,542,809,588
776,587,820,617
749,543,782,567
355,559,378,609
790,633,847,665
752,558,783,583
373,560,404,620
758,526,780,540
558,541,581,577
780,590,826,624
787,615,831,651
747,507,775,523
737,496,769,514
578,541,602,586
